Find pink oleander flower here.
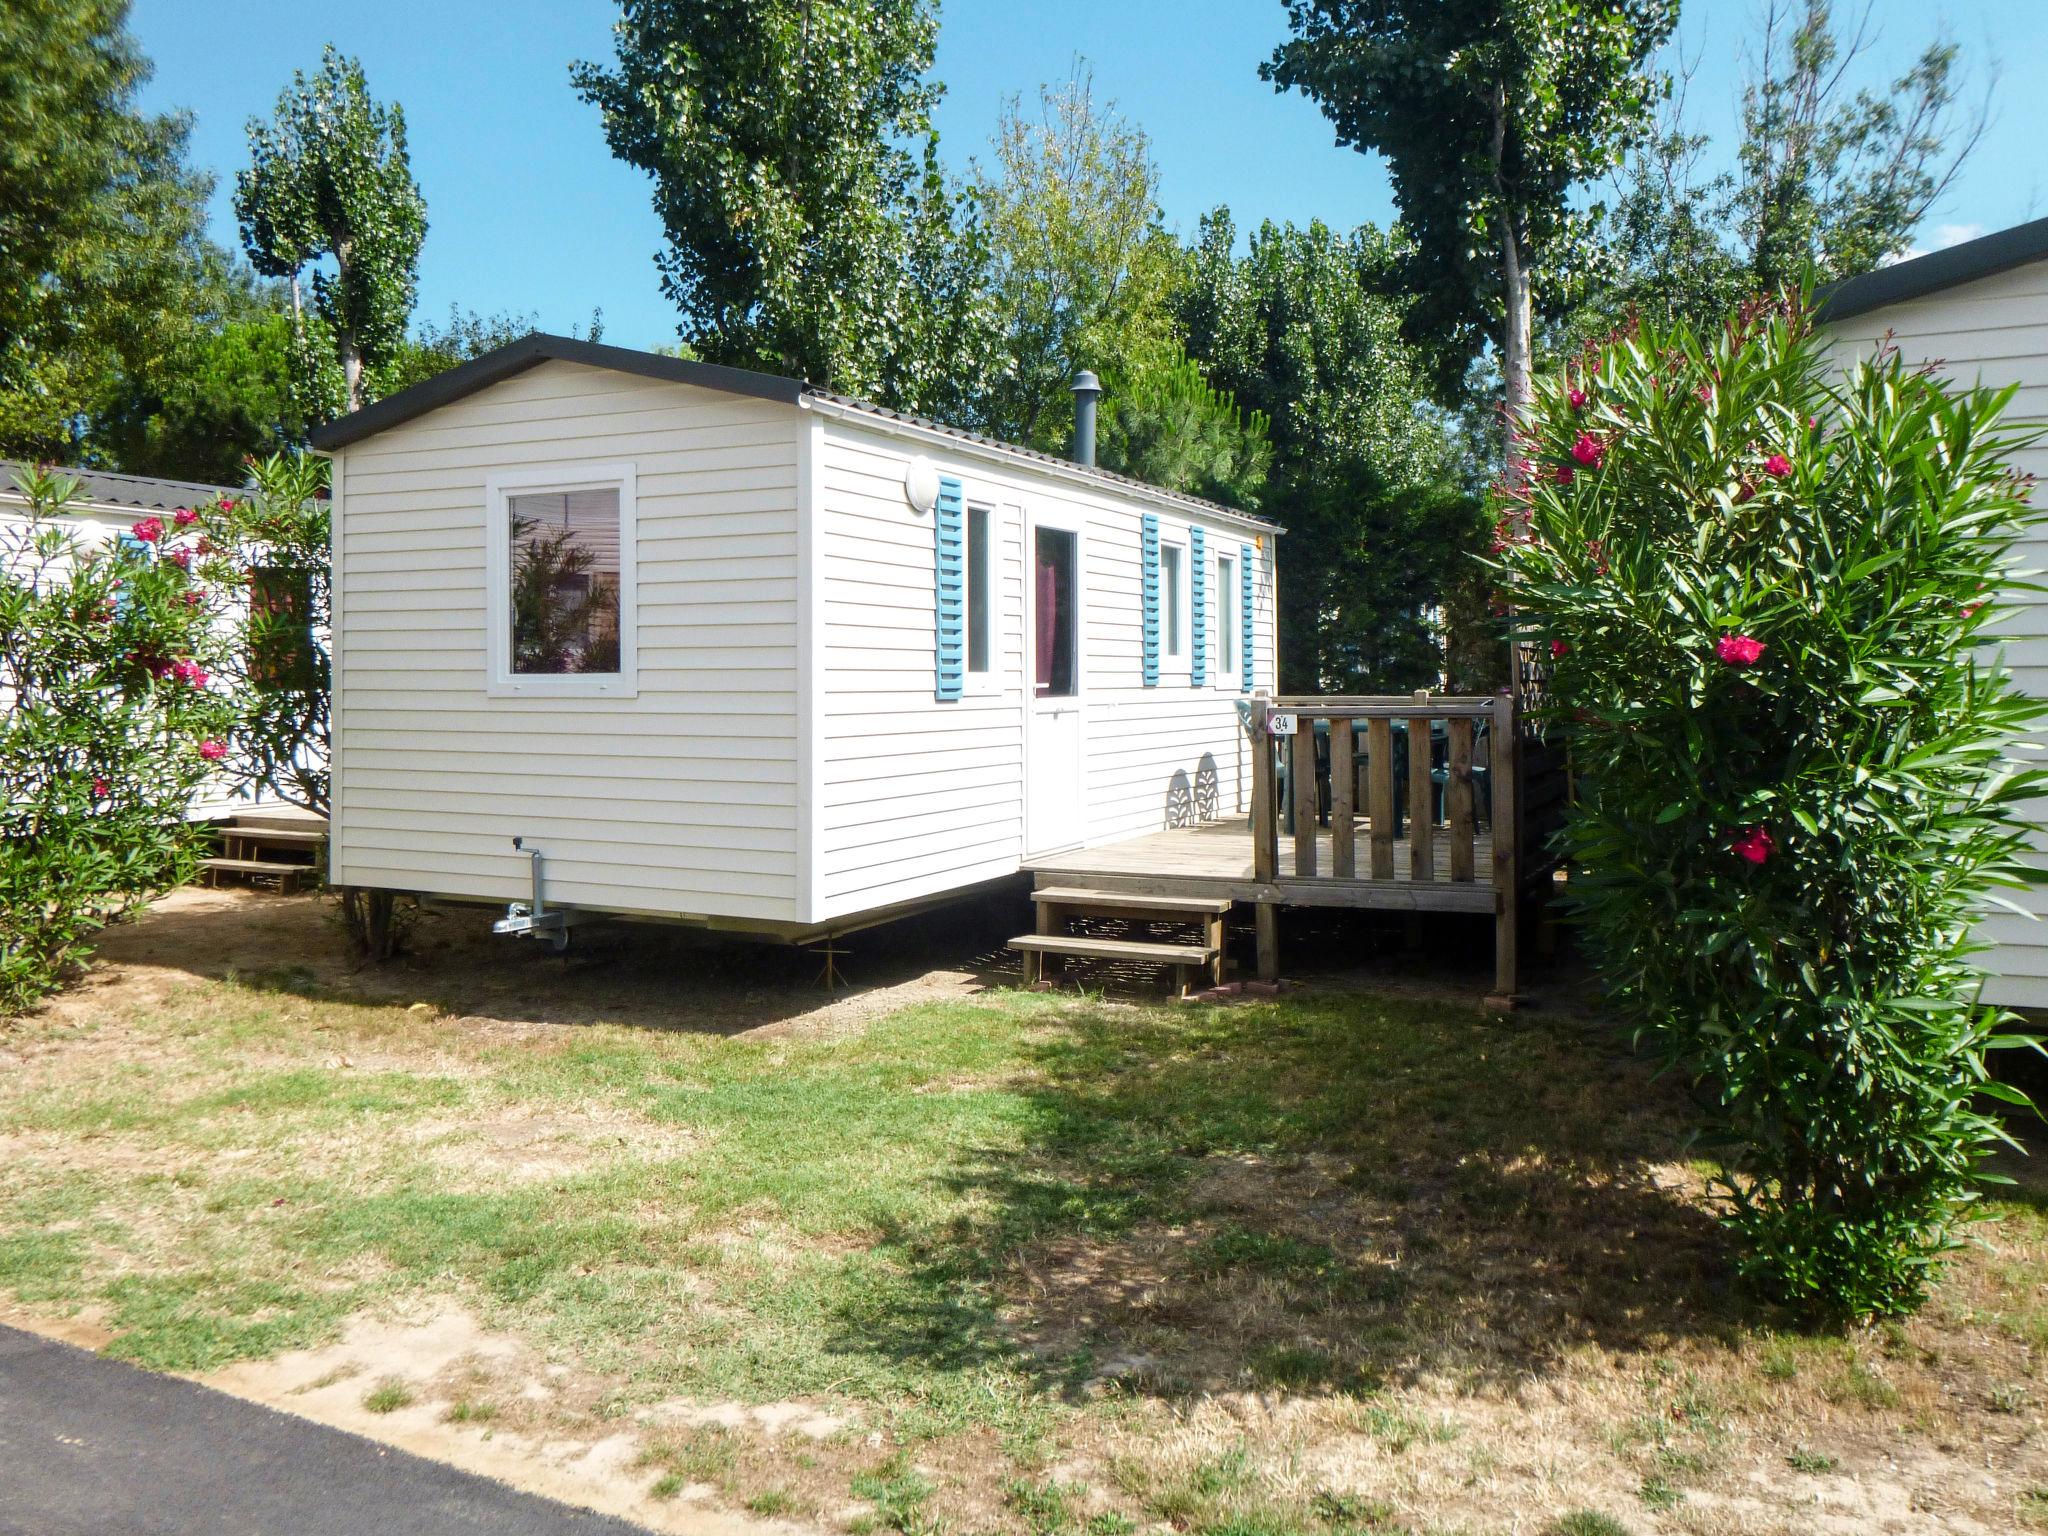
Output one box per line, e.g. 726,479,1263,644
130,516,163,543
1730,826,1776,865
1763,453,1793,478
1549,639,1569,659
173,507,198,526
198,740,226,762
165,546,191,569
1571,431,1606,469
91,777,110,799
1568,386,1588,409
1715,633,1766,667
1553,463,1574,486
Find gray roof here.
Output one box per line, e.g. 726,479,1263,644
1818,216,2048,323
306,332,1279,529
0,461,237,513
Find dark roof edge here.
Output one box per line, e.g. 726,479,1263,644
1817,216,2048,324
307,333,805,450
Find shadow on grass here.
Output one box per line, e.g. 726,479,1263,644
828,987,1745,1400
86,882,1030,1037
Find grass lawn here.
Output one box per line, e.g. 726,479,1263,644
1,889,2044,1535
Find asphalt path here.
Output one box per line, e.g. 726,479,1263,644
0,1324,658,1535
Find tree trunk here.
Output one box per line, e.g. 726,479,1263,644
335,239,365,413
1500,226,1534,460
339,334,364,415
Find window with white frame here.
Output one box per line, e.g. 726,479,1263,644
966,503,993,680
486,464,637,696
1216,552,1237,677
1161,540,1185,659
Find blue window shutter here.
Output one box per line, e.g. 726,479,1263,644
1190,527,1207,686
114,531,150,616
934,475,965,701
1240,543,1255,693
1140,513,1160,687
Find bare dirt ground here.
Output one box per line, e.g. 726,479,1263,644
3,887,2045,1536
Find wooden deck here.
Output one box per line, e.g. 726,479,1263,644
1026,818,1499,913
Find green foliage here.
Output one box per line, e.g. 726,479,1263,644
1179,211,1480,693
974,63,1183,450
370,305,539,399
1098,344,1271,511
197,451,331,814
0,0,224,462
0,464,232,1010
573,0,1002,415
1266,0,1675,406
93,307,309,484
1591,1,1985,332
1494,300,2047,1317
235,45,427,415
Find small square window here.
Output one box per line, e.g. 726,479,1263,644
509,488,622,676
487,465,636,696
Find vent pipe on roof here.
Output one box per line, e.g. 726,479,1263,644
1070,370,1102,467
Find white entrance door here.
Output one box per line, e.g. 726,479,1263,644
1026,521,1085,855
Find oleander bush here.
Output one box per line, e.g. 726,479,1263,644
0,464,234,1010
1492,296,2048,1317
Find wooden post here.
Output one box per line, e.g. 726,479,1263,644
1330,716,1356,878
1251,699,1277,883
1367,716,1395,881
1408,691,1435,882
1447,718,1475,882
1292,716,1318,877
1489,691,1520,1007
1208,909,1226,986
1255,899,1280,982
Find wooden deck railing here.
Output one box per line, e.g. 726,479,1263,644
1248,691,1525,995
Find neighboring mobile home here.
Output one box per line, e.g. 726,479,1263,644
308,334,1281,938
0,461,266,821
1822,219,2048,1009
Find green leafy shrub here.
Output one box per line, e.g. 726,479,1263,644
0,465,233,1010
195,450,330,814
1493,297,2047,1317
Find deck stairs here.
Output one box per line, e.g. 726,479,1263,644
199,811,329,894
1011,886,1234,996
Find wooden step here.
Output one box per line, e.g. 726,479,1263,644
201,856,313,875
219,826,328,845
1032,887,1234,915
1010,931,1224,995
226,813,329,834
1011,934,1219,963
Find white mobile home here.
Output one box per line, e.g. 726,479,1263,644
0,461,266,821
308,334,1280,938
1823,219,2048,1009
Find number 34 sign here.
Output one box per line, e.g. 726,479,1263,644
1266,712,1298,737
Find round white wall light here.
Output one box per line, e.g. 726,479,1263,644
904,455,940,516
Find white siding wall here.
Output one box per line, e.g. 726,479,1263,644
810,411,1278,923
331,360,803,922
1826,259,2048,1007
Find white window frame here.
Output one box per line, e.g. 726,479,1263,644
964,499,1001,697
485,461,638,698
1161,535,1187,663
1215,549,1237,684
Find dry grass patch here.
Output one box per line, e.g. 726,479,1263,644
2,890,2045,1535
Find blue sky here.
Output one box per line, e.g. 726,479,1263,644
132,0,2048,353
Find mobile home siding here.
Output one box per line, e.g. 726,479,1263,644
1825,258,2048,1008
330,359,804,921
809,412,1277,922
